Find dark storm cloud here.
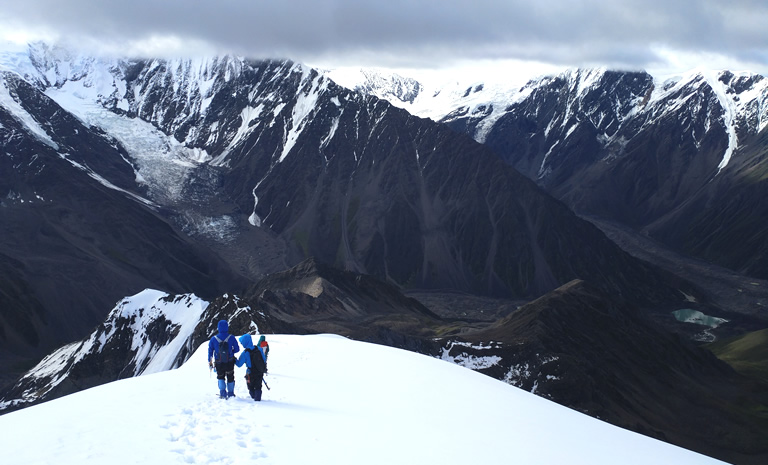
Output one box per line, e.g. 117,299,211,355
2,0,767,70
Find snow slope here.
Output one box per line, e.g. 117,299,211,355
0,334,725,464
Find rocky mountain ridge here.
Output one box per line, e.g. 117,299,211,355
341,67,768,284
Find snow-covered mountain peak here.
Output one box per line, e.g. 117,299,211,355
1,43,341,214
328,66,527,123
20,42,245,91
331,67,423,104
342,64,767,177
642,68,768,170
106,289,208,341
561,67,612,95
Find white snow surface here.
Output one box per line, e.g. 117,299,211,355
0,334,726,464
0,43,40,80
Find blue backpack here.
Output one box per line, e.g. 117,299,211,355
214,335,233,363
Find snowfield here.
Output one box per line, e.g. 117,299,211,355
0,334,725,464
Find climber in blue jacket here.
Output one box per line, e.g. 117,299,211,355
235,334,268,401
208,320,240,399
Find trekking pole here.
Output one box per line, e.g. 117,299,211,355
262,378,270,390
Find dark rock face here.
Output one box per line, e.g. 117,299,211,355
240,258,441,344
646,128,768,281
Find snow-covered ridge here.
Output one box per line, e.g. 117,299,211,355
0,334,727,465
644,69,768,171
0,71,59,148
103,289,210,374
328,66,531,139
331,68,423,104
338,66,768,175
0,289,210,411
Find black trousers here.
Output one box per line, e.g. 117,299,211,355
216,360,235,383
245,371,264,391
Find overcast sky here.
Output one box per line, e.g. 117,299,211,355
1,0,767,79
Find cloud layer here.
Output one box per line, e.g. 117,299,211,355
2,0,767,73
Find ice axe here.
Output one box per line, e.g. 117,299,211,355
262,378,270,390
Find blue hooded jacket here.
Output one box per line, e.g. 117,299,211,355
207,320,240,363
236,334,266,373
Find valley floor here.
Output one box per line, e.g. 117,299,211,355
586,216,768,335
